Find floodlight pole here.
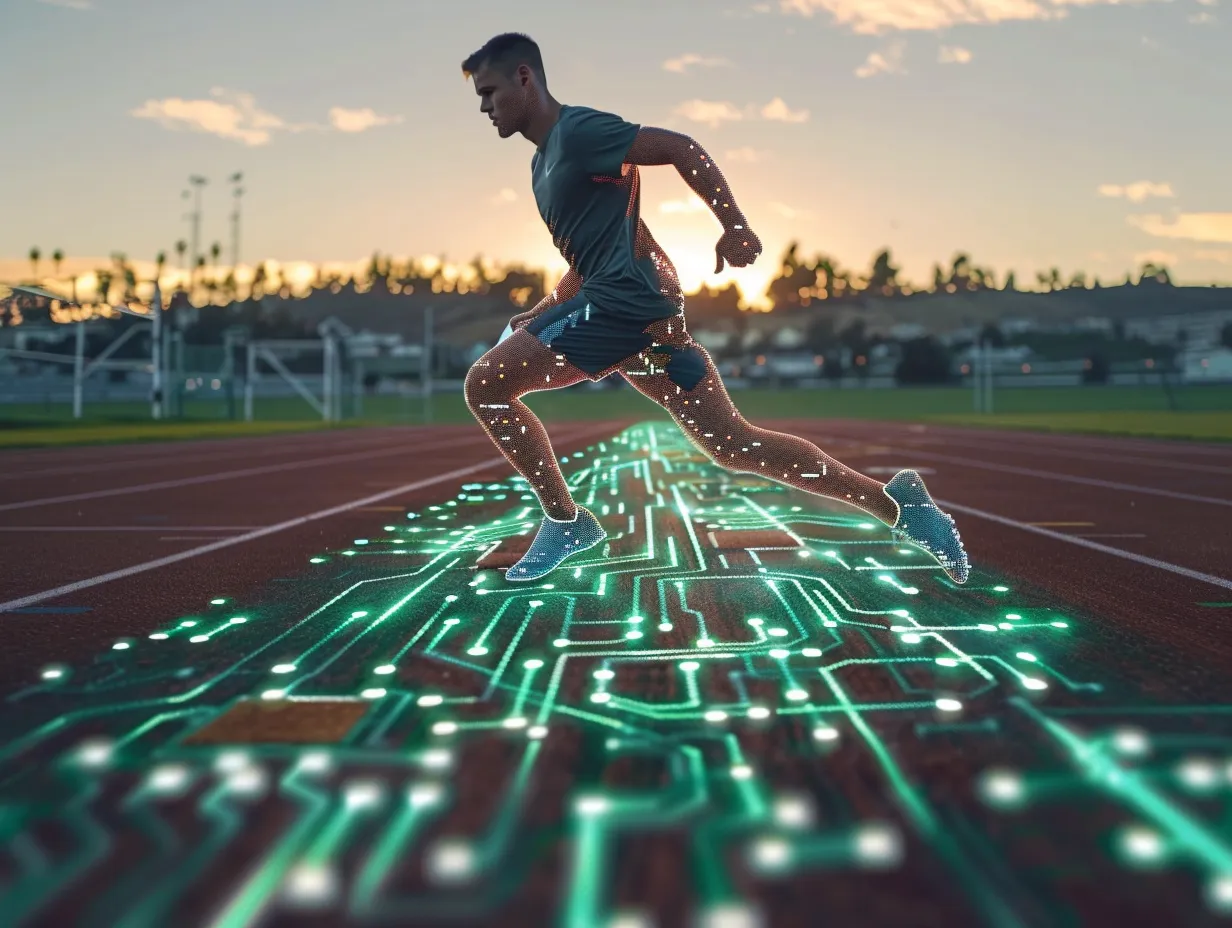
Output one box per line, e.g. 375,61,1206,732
151,282,164,419
423,305,434,424
73,321,85,419
244,340,256,421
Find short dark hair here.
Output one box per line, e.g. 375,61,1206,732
461,33,546,85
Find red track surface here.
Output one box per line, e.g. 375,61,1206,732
1,419,1229,693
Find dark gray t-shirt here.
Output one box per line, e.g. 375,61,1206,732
531,105,675,321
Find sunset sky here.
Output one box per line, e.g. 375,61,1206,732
2,0,1230,305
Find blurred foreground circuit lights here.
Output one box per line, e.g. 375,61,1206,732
5,422,1222,923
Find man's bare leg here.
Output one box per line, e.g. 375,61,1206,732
464,330,591,521
617,348,899,524
464,330,609,581
616,340,970,582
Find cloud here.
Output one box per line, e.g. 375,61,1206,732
768,201,813,219
1188,10,1217,22
1127,213,1232,243
663,53,730,73
131,89,294,146
724,147,766,162
856,42,906,77
1133,250,1179,267
328,106,402,133
131,89,399,146
777,0,1167,35
939,45,973,63
1098,181,1175,203
660,197,710,214
491,188,518,205
38,0,91,8
673,99,745,128
761,97,809,122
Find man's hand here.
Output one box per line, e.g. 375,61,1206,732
715,226,762,273
509,309,539,331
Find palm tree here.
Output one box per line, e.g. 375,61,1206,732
210,241,222,274
195,255,207,298
866,248,901,297
155,251,167,289
95,269,113,305
948,253,971,292
1003,271,1017,292
28,247,41,281
52,249,64,278
175,239,188,270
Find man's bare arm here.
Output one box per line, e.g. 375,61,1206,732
624,127,747,234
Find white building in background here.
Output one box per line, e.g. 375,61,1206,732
1124,309,1232,348
1181,348,1232,382
771,327,805,349
999,317,1036,335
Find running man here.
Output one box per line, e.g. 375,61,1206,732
461,33,969,585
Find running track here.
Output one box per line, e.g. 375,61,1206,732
0,419,1229,692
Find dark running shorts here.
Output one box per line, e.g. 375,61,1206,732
523,292,708,390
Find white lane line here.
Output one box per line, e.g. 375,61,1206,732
0,423,615,612
0,525,258,532
863,446,1232,508
937,498,1232,592
0,428,430,482
0,433,489,513
895,424,1232,458
886,437,1232,476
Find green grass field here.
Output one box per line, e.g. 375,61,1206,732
1,384,1229,448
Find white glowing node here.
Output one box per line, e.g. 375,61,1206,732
1122,826,1164,861
77,739,113,766
432,722,458,735
1113,727,1149,756
935,698,962,712
853,823,903,867
981,769,1024,805
227,767,266,796
409,782,443,807
528,725,549,739
344,781,382,809
1207,874,1232,912
284,863,336,904
751,836,792,870
215,750,249,773
576,795,610,815
147,764,190,792
813,726,839,742
747,707,771,720
427,839,476,883
421,749,452,770
298,751,331,773
1177,757,1219,790
774,796,814,829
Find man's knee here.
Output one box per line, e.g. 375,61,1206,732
463,362,492,412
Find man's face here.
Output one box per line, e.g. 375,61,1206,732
472,64,530,140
